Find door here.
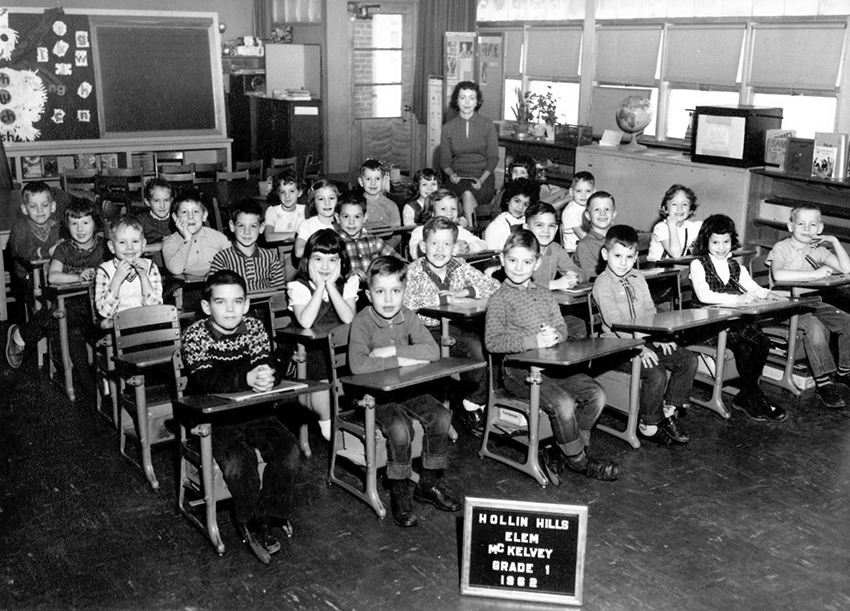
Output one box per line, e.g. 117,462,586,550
352,1,417,173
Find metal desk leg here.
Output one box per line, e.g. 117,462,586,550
693,329,732,419
121,375,160,490
199,430,226,555
294,342,313,458
623,355,642,449
767,312,802,396
55,294,75,401
524,366,550,487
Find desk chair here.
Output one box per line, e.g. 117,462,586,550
161,172,196,187
479,354,557,486
88,284,120,427
101,167,145,212
61,168,98,194
270,156,297,172
155,151,185,175
235,160,264,180
302,152,322,184
215,170,250,182
112,304,181,490
193,162,225,183
158,163,193,175
326,323,424,518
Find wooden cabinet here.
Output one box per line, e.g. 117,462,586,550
228,94,323,176
499,136,578,186
576,144,752,237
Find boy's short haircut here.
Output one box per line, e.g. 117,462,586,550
108,214,144,240
65,196,101,229
571,171,595,188
360,158,384,176
22,181,51,201
413,168,440,186
693,214,741,255
421,188,458,223
422,216,459,242
172,188,207,215
144,176,173,201
503,228,540,255
524,201,557,222
603,224,639,251
500,177,538,210
367,255,407,286
508,154,537,181
659,184,698,217
790,202,821,222
230,198,264,222
203,269,247,302
336,190,367,215
587,191,615,209
271,168,302,192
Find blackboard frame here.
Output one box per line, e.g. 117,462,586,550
461,496,588,606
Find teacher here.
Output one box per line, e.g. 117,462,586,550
440,81,499,228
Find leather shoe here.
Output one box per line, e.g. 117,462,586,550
413,481,462,512
390,482,418,528
657,416,689,444
752,395,787,422
456,407,485,438
819,383,846,409
732,394,768,422
541,446,563,487
5,324,23,369
564,452,620,481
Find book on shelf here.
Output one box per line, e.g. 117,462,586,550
100,153,119,170
21,156,43,179
74,153,99,170
131,152,156,174
42,156,58,178
784,138,815,178
56,156,76,173
813,132,849,180
764,129,796,172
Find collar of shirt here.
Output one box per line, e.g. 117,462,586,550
232,244,259,258
204,317,248,341
367,305,406,328
68,239,97,254
419,257,462,289
503,278,538,291
601,267,640,283
335,224,367,240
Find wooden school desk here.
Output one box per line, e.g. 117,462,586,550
772,274,850,297
339,357,486,395
494,338,644,486
43,280,90,401
612,308,741,418
175,379,331,555
649,249,756,268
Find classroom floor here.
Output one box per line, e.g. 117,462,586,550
1,342,849,611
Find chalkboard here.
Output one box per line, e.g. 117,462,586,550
0,8,224,143
461,497,587,606
92,18,217,135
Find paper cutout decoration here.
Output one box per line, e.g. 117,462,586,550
0,11,19,61
37,47,48,62
52,21,66,37
0,68,46,141
77,109,90,122
53,40,68,57
75,31,89,48
55,63,71,76
51,108,65,123
77,81,91,99
75,50,87,67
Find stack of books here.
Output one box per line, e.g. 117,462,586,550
277,88,312,101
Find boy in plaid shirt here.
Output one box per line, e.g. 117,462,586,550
334,191,398,283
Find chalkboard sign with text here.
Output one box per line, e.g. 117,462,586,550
461,497,587,606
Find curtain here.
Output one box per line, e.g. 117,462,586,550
413,0,477,124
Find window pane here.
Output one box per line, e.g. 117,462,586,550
353,50,401,84
752,93,837,138
503,78,523,121
354,84,402,119
528,81,579,125
666,89,739,139
370,15,402,48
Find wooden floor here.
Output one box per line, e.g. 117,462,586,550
1,346,850,611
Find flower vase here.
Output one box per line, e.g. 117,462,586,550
545,123,556,141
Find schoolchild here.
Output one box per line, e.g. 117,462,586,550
333,191,398,282
483,178,535,251
359,159,402,250
139,177,175,269
560,171,595,252
647,184,702,261
161,189,230,277
294,179,339,258
408,189,486,259
575,191,617,277
263,169,306,243
402,168,440,226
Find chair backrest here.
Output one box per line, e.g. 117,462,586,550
100,167,145,201
235,160,264,179
161,172,196,185
192,162,225,183
113,304,181,358
328,324,352,398
749,254,772,288
61,168,98,192
303,152,322,183
172,349,188,401
587,293,603,338
267,293,293,347
209,197,228,233
271,156,297,171
215,169,249,182
159,163,192,175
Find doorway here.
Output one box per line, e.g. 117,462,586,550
351,1,418,174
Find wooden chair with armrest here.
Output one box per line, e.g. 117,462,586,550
215,170,250,182
235,160,264,180
326,323,424,519
192,162,225,184
112,304,182,490
61,168,98,194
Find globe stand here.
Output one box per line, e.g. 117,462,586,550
620,130,647,152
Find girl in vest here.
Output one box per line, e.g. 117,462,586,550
288,228,359,439
689,214,787,422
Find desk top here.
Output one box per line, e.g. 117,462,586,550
772,274,850,290
43,281,91,296
709,296,819,317
113,346,177,370
276,321,339,342
177,379,331,417
417,298,489,321
339,357,485,393
506,337,644,368
613,308,739,335
650,249,756,268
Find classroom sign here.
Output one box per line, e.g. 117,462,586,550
461,497,587,606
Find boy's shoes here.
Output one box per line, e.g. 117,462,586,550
731,394,768,422
236,522,280,565
541,446,564,487
413,480,462,512
818,383,847,409
657,416,689,444
563,452,620,482
5,324,23,369
456,402,485,438
390,481,418,528
751,394,787,422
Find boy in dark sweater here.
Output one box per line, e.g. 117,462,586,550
349,256,462,528
484,230,619,482
182,270,299,564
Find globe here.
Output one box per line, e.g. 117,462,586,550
615,96,653,150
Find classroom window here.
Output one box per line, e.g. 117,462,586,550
751,93,837,138
528,81,579,125
665,89,739,140
353,14,403,119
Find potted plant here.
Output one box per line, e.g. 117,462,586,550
528,87,558,140
511,88,533,138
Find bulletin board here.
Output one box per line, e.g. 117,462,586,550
476,34,503,123
444,31,476,107
0,7,225,144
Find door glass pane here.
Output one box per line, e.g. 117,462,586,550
354,84,402,119
666,89,739,139
353,50,402,84
371,14,402,47
752,93,837,138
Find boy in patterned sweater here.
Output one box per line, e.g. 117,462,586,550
485,230,619,482
182,270,299,564
402,216,500,437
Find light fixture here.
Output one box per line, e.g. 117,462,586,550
347,3,380,20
